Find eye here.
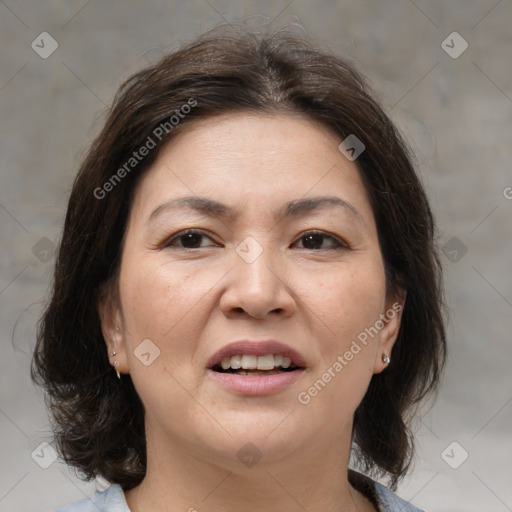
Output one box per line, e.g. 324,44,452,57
162,229,347,251
163,229,217,249
292,230,348,251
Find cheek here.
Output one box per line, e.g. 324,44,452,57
297,264,385,426
118,254,222,386
118,257,207,405
306,261,387,346
119,256,201,336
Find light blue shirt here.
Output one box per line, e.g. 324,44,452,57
54,473,424,512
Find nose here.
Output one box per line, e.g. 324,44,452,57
219,240,296,320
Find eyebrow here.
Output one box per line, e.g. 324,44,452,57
148,195,363,224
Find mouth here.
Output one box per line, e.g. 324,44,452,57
210,353,304,376
206,341,307,394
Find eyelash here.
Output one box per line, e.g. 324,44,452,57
162,229,348,251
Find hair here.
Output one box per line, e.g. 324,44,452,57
32,24,446,492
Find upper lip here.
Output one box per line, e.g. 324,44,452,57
206,340,307,369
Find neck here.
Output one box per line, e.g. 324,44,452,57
124,422,376,512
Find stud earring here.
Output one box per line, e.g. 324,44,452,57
382,354,391,365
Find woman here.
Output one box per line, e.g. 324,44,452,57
33,26,446,512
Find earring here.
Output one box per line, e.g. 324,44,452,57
113,360,121,379
109,351,120,379
382,354,391,365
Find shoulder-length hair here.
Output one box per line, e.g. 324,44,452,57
32,25,446,491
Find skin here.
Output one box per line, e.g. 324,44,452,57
99,112,405,512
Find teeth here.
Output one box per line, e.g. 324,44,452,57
230,355,242,369
219,354,296,371
241,354,258,369
235,370,282,376
255,354,274,370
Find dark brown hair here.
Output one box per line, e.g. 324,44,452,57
32,25,446,491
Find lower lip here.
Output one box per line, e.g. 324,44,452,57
207,368,305,395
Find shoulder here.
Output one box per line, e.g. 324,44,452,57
54,475,424,512
349,470,425,512
54,484,129,512
372,480,425,512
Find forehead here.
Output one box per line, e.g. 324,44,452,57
129,112,374,226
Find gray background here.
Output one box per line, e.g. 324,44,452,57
1,1,511,511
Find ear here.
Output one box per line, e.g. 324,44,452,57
97,281,129,376
373,287,407,374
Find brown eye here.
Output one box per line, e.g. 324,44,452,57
164,229,216,249
293,230,347,250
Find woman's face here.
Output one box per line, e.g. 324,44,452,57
101,112,404,469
